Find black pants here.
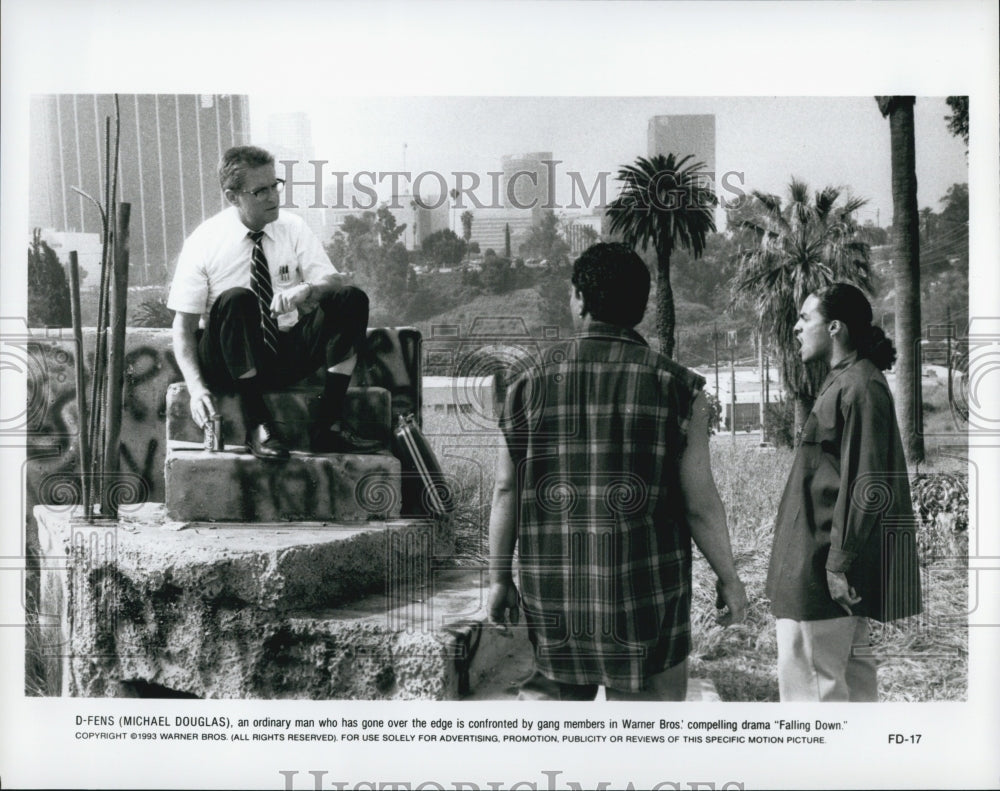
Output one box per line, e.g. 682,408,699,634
197,286,369,393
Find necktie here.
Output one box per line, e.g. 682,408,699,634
248,230,279,354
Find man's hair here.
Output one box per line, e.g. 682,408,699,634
815,282,897,371
218,145,274,191
571,242,650,328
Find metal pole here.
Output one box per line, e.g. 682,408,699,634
759,329,766,445
730,332,736,441
713,323,720,399
946,306,953,408
765,352,770,405
68,252,92,522
97,97,123,514
88,118,113,484
102,203,131,519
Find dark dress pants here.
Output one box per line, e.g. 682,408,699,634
197,285,369,394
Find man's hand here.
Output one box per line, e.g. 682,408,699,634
270,282,312,316
714,577,748,626
188,384,217,430
826,570,862,615
488,580,520,636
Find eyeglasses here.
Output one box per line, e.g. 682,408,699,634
235,179,285,201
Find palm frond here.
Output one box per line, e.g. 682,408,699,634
728,177,875,400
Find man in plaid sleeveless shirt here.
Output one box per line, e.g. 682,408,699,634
490,243,747,700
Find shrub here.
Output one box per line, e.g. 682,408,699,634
131,297,174,328
28,229,72,328
763,397,795,448
704,391,723,435
911,472,969,565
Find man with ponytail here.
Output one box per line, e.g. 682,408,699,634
766,283,922,701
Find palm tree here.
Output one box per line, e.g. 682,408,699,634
877,96,924,465
606,154,716,358
731,180,873,432
460,210,474,262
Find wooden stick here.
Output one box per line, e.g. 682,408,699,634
68,252,92,521
101,202,131,519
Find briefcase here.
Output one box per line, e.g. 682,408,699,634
392,413,455,516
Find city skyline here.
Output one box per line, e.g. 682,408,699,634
250,96,968,229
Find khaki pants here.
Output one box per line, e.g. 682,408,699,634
517,660,688,702
776,617,878,702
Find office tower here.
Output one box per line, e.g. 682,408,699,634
501,152,553,224
29,94,251,286
646,114,716,174
266,112,327,242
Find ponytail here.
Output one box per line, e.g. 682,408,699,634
858,324,897,371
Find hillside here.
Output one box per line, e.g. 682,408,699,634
412,280,743,368
412,287,548,339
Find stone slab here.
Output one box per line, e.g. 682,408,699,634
250,569,512,700
164,447,402,522
166,383,391,451
34,503,486,700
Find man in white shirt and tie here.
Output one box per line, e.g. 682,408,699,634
168,145,380,460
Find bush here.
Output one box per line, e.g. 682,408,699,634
131,297,173,328
912,472,969,565
704,391,723,435
28,229,72,328
763,397,795,448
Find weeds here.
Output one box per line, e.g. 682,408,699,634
425,406,969,702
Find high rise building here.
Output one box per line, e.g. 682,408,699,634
466,208,534,255
29,94,251,286
501,152,554,224
267,112,313,163
646,114,716,174
266,112,327,242
391,193,450,250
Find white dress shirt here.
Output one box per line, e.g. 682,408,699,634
167,207,337,331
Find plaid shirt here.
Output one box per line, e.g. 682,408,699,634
499,321,705,691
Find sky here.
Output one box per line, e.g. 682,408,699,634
249,95,969,227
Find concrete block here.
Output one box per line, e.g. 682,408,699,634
166,383,391,451
164,448,402,522
26,327,422,518
34,504,472,699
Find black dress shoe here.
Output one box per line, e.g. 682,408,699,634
310,421,383,454
246,422,290,461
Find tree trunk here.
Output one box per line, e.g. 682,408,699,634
886,97,925,465
656,253,675,358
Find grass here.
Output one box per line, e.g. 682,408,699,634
422,409,499,565
423,375,969,703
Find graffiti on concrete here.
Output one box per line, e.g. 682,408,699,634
27,333,184,509
26,328,423,517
